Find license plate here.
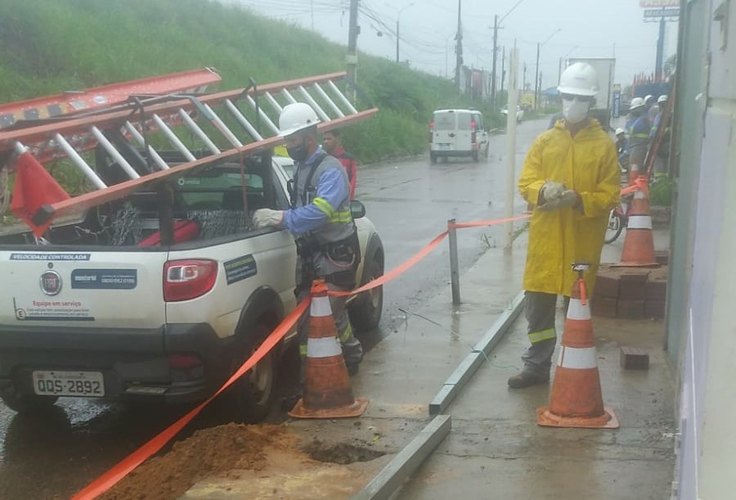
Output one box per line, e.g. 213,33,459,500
32,370,105,397
437,144,451,150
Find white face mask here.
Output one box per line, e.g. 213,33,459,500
562,97,591,124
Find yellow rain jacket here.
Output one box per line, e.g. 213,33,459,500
518,119,620,296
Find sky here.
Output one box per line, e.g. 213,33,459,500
218,0,679,89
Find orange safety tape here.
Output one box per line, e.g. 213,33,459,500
72,298,310,500
620,176,648,196
579,278,588,306
74,211,532,497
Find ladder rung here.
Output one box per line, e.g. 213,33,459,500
53,133,107,190
297,85,330,122
178,109,220,154
123,122,170,170
152,114,196,162
326,80,358,115
204,104,243,148
90,126,140,179
281,89,298,105
245,95,279,135
313,82,345,118
224,100,263,141
264,92,283,114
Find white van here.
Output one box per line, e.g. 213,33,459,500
429,109,489,163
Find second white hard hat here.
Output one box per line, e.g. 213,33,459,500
557,62,599,97
629,97,646,111
278,102,320,137
615,128,625,136
657,94,668,103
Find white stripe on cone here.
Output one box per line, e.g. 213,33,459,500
307,336,342,358
627,215,652,230
566,298,591,320
557,345,598,369
310,295,332,318
634,190,645,200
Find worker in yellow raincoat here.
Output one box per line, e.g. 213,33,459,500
509,62,620,389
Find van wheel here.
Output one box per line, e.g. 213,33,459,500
430,153,437,164
349,252,384,331
0,387,58,414
226,321,276,423
472,150,479,162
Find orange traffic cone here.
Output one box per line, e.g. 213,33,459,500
614,177,658,267
537,265,618,429
627,161,641,186
289,279,368,419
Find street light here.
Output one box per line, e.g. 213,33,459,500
395,3,414,64
534,28,561,109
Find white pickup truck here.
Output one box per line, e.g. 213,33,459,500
0,151,384,422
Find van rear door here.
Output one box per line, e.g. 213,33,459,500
431,111,456,153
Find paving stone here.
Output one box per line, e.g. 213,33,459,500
645,299,666,319
592,296,618,318
620,345,650,370
617,299,645,319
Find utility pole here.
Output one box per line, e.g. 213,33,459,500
534,42,540,109
504,44,519,251
396,17,400,63
523,63,527,92
346,0,359,103
655,15,665,80
500,46,506,94
454,0,462,91
491,14,499,109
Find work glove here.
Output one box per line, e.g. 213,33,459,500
539,181,566,205
253,208,284,229
538,189,580,212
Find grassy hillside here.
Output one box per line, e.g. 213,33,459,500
0,0,497,163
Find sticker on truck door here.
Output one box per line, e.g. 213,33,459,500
224,255,257,285
71,269,137,289
13,297,94,321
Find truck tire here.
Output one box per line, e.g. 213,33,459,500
226,321,277,423
349,250,384,331
472,150,479,162
430,152,437,164
0,386,58,414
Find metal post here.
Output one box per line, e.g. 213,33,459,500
448,218,461,305
396,18,400,63
534,42,540,109
491,14,498,109
455,0,462,91
655,15,665,81
505,47,519,251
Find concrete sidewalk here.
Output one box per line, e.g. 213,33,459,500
187,224,676,499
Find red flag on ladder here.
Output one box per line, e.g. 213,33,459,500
10,151,70,236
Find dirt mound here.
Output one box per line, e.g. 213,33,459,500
304,439,385,464
102,423,296,500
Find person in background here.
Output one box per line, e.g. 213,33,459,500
509,62,620,389
323,129,357,200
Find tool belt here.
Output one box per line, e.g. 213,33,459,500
295,231,361,293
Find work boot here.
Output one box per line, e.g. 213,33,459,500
507,370,549,389
346,362,360,377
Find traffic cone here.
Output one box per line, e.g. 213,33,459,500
289,279,368,419
537,264,618,429
613,176,658,267
627,161,641,186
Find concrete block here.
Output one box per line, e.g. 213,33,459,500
620,346,650,370
654,250,670,266
619,279,647,300
619,270,650,283
645,299,666,319
595,271,620,298
617,299,645,319
592,296,618,318
646,280,667,301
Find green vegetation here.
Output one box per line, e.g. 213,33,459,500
0,0,501,164
649,175,674,207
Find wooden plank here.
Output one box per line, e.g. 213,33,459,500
428,385,455,416
353,415,451,500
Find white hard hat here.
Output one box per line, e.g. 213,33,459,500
629,97,646,111
657,94,668,103
644,94,653,102
278,102,320,137
615,128,625,136
557,62,599,97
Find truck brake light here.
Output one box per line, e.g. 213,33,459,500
164,259,218,302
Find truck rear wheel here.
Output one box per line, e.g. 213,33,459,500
349,251,384,331
430,153,437,164
226,321,276,423
0,386,58,414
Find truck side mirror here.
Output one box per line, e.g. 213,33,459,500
350,200,366,219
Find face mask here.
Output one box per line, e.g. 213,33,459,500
562,98,591,124
287,139,309,162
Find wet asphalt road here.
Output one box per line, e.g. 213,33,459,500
0,118,548,499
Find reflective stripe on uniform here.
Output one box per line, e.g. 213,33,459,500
627,215,652,230
557,345,597,369
307,336,342,358
313,196,352,223
566,299,591,320
338,323,353,343
528,327,556,344
310,295,332,317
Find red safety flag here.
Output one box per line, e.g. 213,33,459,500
10,151,70,237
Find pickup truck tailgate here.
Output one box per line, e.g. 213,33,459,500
0,250,168,330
